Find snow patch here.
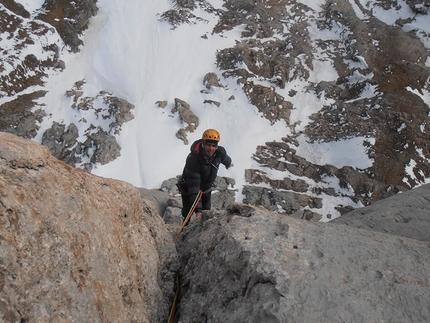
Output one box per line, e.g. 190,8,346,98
294,135,374,169
14,0,44,13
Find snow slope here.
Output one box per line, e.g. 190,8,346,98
34,0,290,196
15,0,429,217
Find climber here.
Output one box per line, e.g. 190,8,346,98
178,128,233,222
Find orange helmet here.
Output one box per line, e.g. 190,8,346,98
202,129,220,142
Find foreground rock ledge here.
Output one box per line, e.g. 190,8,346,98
176,205,430,323
0,132,177,322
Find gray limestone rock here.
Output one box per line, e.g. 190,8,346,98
331,183,430,242
41,121,81,165
139,187,171,216
175,204,430,323
203,72,224,89
242,185,322,214
163,206,183,226
172,98,200,144
151,176,238,224
37,0,98,52
86,127,121,165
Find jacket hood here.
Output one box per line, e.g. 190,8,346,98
190,139,203,154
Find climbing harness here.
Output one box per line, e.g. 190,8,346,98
174,190,203,244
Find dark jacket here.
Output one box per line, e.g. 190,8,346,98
181,139,232,196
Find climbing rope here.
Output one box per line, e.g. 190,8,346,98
174,190,203,244
167,275,180,323
168,190,203,323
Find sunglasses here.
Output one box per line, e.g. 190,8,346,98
205,143,218,148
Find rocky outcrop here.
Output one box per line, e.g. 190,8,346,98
155,72,225,145
0,1,59,139
305,0,430,191
41,82,135,170
0,132,177,322
141,176,237,226
171,98,200,145
175,203,430,323
41,121,81,165
42,122,122,171
0,3,135,171
0,0,98,136
245,139,408,219
0,92,47,139
331,182,430,242
37,0,98,52
203,72,225,89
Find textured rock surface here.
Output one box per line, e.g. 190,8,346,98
2,132,430,323
331,183,430,242
172,98,200,145
37,0,98,52
175,204,430,323
151,176,237,227
0,132,178,323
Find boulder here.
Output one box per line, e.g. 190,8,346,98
172,98,199,144
175,204,430,323
0,132,178,323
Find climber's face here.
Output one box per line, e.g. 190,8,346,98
203,142,217,157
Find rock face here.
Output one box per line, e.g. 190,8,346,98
0,0,95,120
331,182,430,242
2,132,430,323
155,175,237,226
175,204,430,323
37,0,99,53
0,133,177,322
40,83,135,170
